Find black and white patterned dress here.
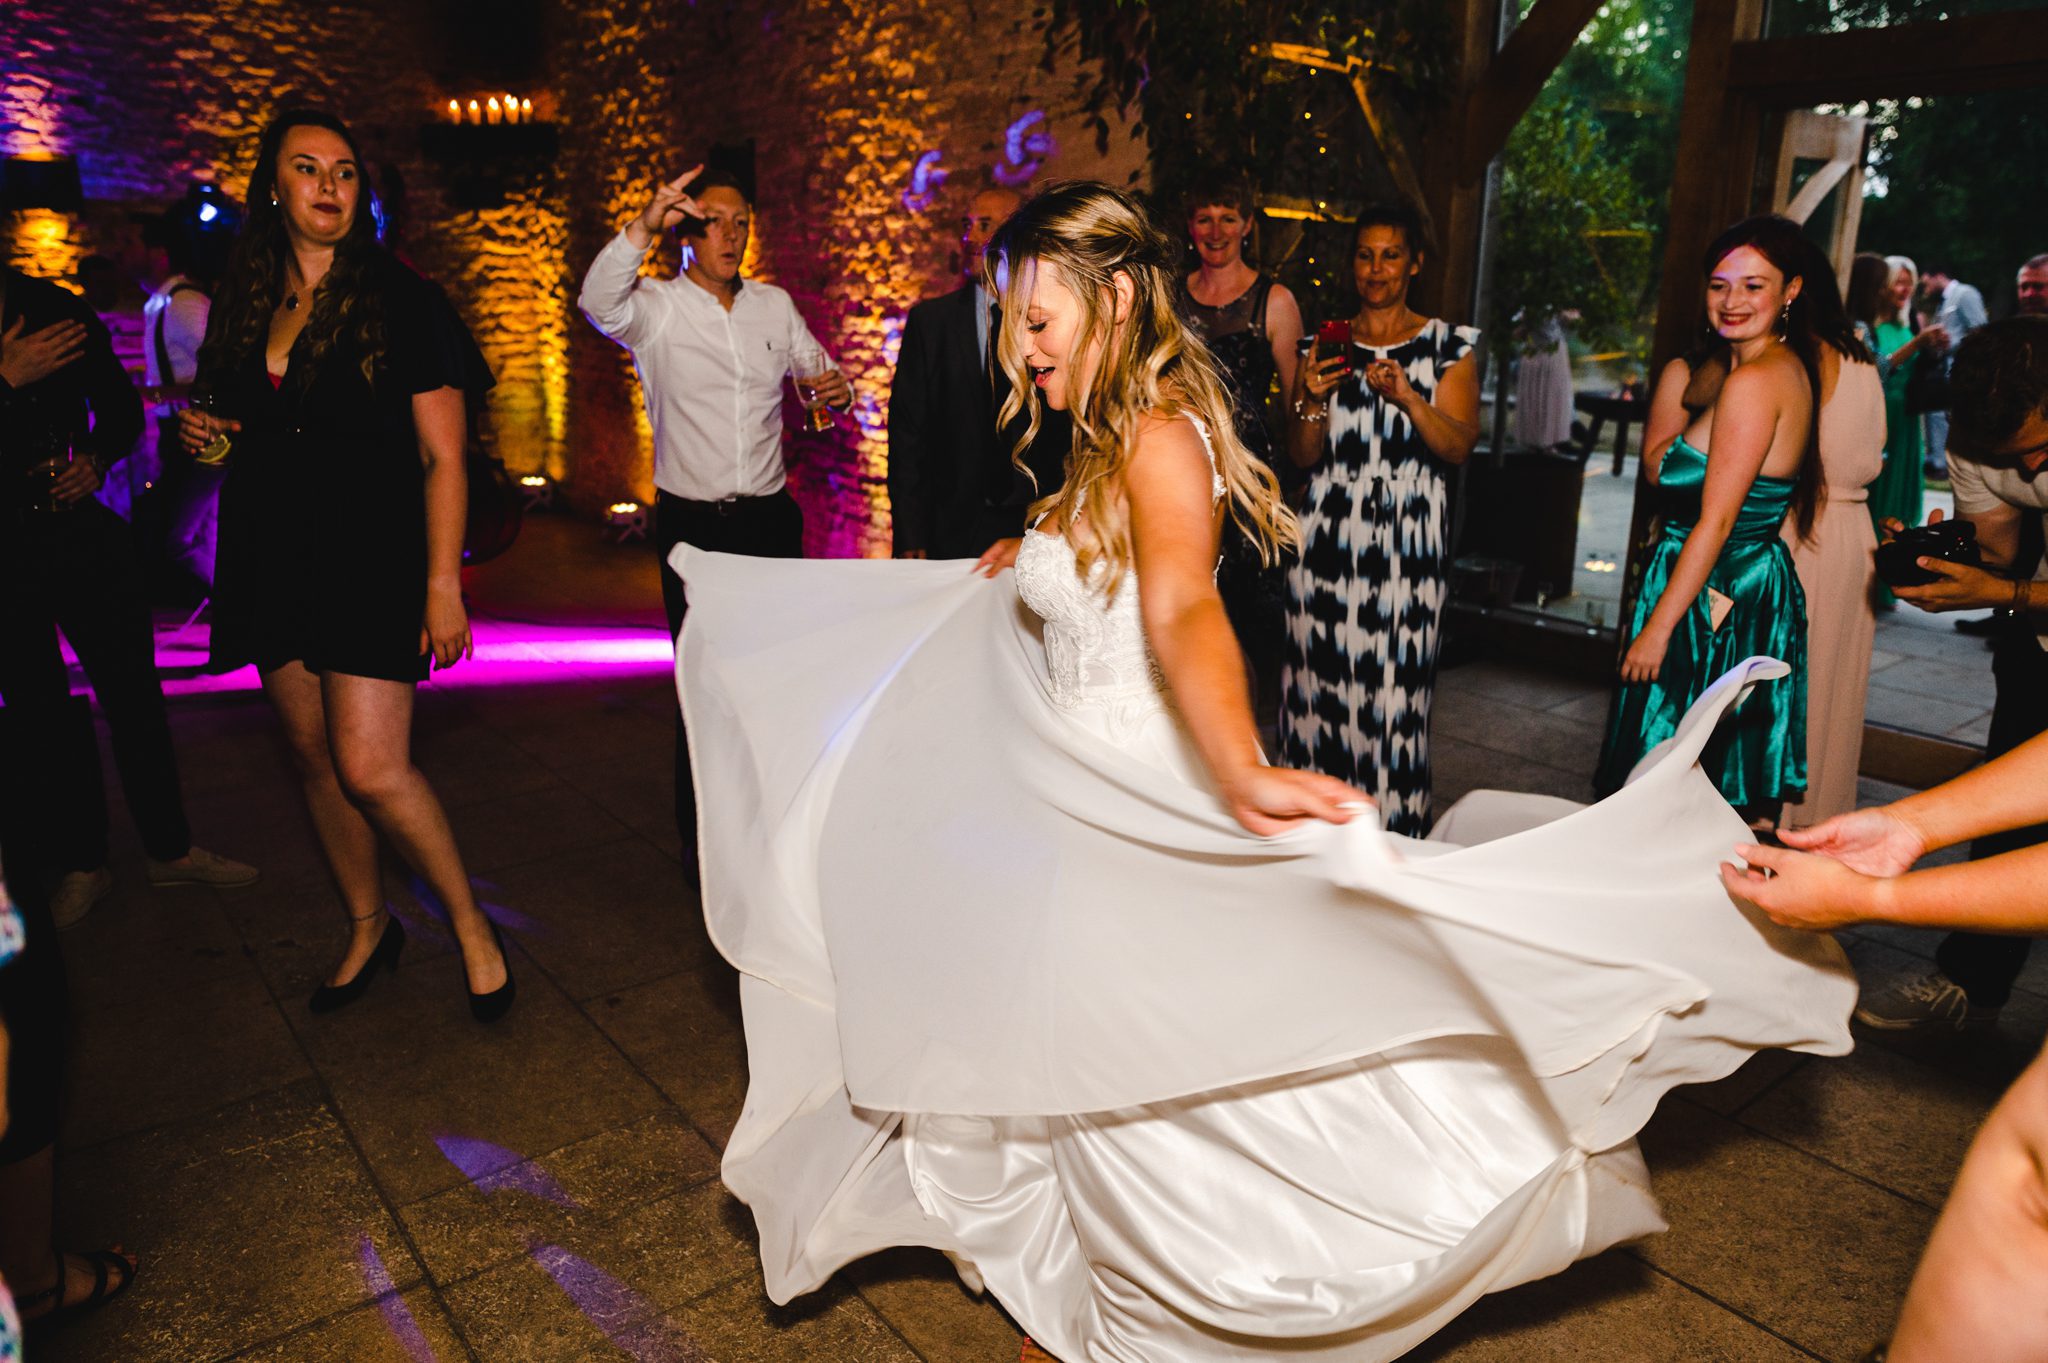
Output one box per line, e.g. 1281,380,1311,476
1280,317,1478,837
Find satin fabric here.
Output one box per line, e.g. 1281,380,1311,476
1597,437,1809,809
676,547,1854,1361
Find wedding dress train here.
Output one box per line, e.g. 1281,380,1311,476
674,509,1854,1361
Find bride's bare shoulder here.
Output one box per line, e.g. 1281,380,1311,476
1127,415,1213,496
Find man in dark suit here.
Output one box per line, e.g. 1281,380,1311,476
889,187,1069,559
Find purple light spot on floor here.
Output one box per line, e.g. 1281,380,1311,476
357,1235,440,1362
533,1244,710,1361
434,1133,580,1208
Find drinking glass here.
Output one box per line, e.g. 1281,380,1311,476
792,344,837,433
190,383,233,466
26,429,73,517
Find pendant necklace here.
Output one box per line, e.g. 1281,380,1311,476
284,290,300,311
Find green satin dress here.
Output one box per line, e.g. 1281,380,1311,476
1596,437,1808,809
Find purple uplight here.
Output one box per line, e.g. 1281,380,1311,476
532,1244,712,1361
994,110,1056,186
356,1235,441,1362
433,1133,580,1209
102,617,675,700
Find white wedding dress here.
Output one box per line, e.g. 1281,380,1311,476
673,426,1855,1362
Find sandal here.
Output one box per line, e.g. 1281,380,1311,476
16,1246,136,1328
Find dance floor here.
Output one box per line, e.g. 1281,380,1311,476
32,516,2046,1362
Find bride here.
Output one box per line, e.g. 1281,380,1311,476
673,182,1857,1361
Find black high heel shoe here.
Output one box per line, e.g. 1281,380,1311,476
309,914,405,1014
468,921,516,1024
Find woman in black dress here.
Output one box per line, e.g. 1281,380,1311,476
1175,177,1304,729
181,109,512,1020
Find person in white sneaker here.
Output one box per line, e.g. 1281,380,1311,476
0,266,257,931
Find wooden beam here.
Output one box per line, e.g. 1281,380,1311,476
1727,10,2048,103
1418,0,1504,323
1459,0,1609,180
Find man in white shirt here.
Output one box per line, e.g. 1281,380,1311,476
579,165,849,860
1919,264,1988,477
1856,315,2048,1032
141,210,218,591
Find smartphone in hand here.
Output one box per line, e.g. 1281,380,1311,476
1316,319,1353,377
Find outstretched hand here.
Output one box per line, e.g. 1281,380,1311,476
1777,806,1926,877
1221,767,1373,838
974,537,1022,577
1720,842,1883,931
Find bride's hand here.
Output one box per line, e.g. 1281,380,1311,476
974,537,1023,577
1222,767,1373,838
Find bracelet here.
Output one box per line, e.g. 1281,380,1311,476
1292,395,1327,423
2013,577,2031,613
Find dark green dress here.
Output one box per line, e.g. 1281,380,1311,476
1596,436,1807,808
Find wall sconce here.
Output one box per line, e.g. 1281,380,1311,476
605,500,648,543
0,154,84,213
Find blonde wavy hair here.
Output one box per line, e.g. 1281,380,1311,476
981,181,1299,593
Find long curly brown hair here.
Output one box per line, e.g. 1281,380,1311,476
196,108,387,390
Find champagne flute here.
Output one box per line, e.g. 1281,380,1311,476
792,343,837,433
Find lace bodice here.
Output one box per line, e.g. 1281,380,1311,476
1014,418,1225,736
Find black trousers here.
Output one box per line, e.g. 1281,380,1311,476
1936,628,2048,1009
0,504,191,870
656,489,805,857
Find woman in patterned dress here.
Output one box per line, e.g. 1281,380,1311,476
1281,203,1481,836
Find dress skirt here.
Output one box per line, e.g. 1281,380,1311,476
677,548,1855,1362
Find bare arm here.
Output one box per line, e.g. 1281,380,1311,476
1285,340,1338,471
1375,352,1480,465
1127,420,1367,834
1265,283,1304,404
415,386,472,670
1641,358,1694,483
1619,363,1779,683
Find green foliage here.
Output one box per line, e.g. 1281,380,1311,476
1042,0,1453,324
1492,92,1651,363
1857,88,2048,307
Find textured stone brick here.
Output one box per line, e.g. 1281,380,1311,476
3,0,1141,552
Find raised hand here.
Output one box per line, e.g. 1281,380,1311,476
1777,806,1926,878
629,166,706,247
177,405,241,454
0,316,88,388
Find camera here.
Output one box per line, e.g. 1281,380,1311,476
1876,519,1982,588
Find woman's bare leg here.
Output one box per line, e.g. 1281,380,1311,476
323,672,505,993
262,662,386,984
1888,1045,2048,1360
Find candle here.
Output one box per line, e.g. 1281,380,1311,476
447,99,461,123
520,98,532,121
486,97,502,125
467,99,481,125
504,94,519,124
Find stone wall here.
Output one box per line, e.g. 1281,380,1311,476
2,0,1141,555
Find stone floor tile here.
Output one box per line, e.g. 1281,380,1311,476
399,1112,721,1286
292,956,667,1205
1633,1101,1932,1360
1544,688,1615,726
439,1244,742,1363
1861,654,1997,709
57,875,257,1019
587,967,747,1148
556,753,689,865
1674,1048,1810,1118
61,968,311,1151
667,1275,923,1362
1437,661,1594,712
1860,684,1986,739
1406,1251,1812,1361
845,1247,1024,1362
1740,1040,1992,1209
462,685,678,776
39,1083,423,1363
216,867,463,1004
230,1287,473,1363
481,839,709,1000
1433,738,1593,811
1432,692,1604,778
441,783,634,876
411,706,566,812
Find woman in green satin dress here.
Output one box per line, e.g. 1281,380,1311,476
1853,256,1947,605
1596,216,1822,817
